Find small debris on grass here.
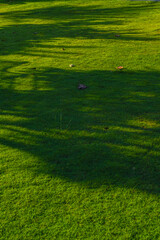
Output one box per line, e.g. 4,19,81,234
104,127,109,130
70,64,75,67
115,34,120,37
62,48,65,51
78,84,87,90
117,66,124,70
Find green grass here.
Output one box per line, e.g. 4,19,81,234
0,0,160,239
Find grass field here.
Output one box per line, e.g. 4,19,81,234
0,0,160,239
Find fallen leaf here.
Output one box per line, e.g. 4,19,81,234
115,34,120,37
117,66,124,70
78,84,87,90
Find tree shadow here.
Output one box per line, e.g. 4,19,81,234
0,0,59,3
0,2,160,194
0,3,159,58
0,61,160,194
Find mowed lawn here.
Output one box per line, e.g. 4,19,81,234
0,0,160,239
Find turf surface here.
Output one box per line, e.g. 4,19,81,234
0,0,160,239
